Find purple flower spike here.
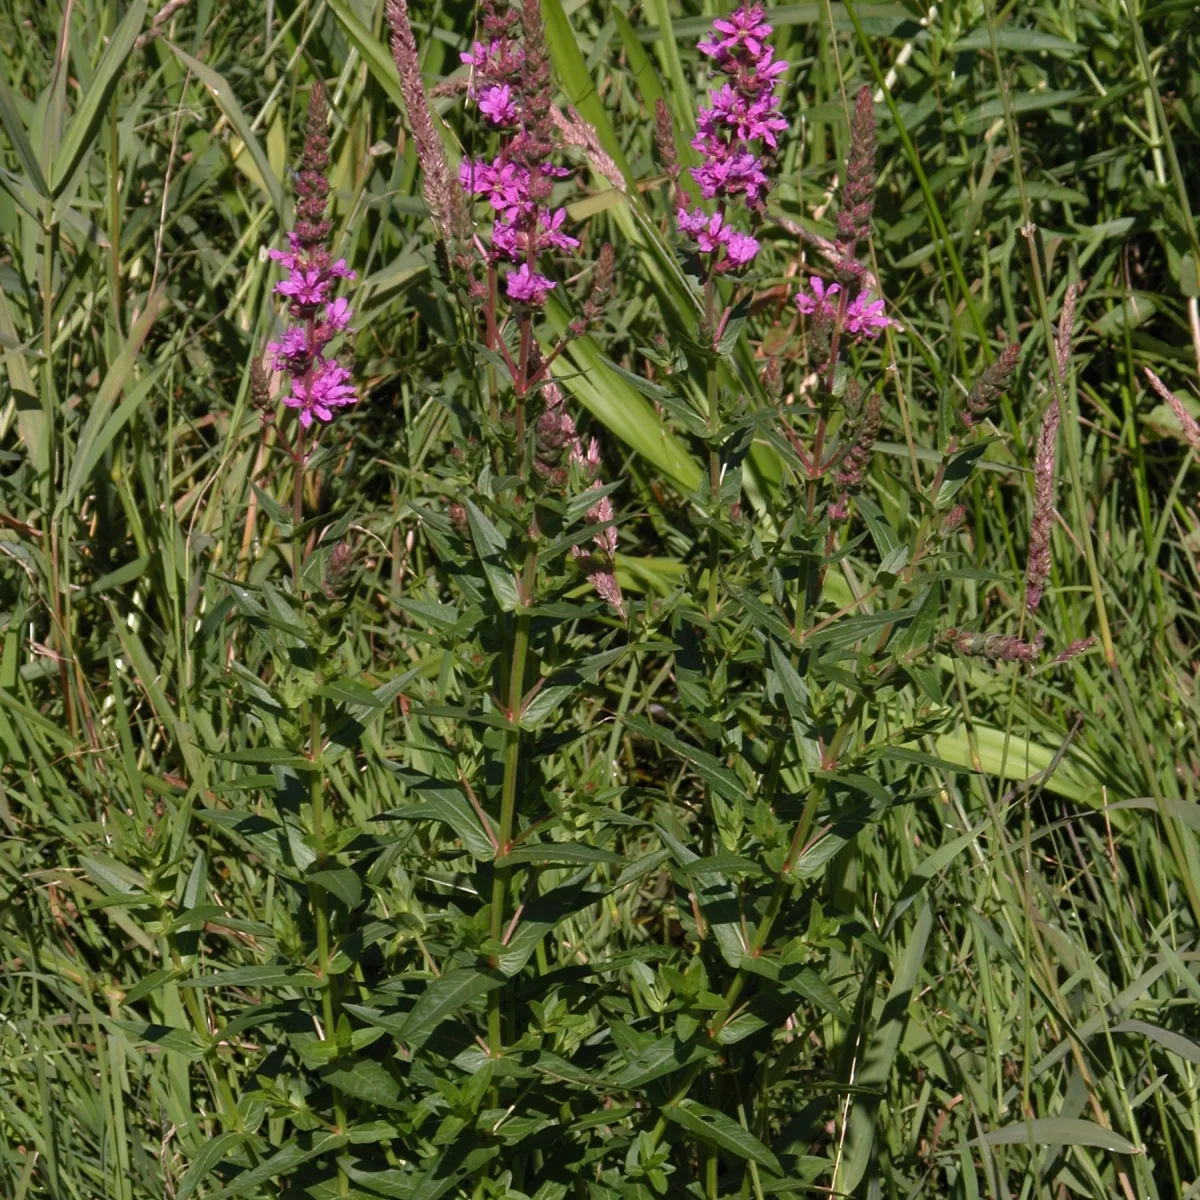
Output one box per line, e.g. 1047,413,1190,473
265,83,358,431
676,4,785,265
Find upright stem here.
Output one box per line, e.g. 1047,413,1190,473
308,696,347,1191
712,693,866,1035
705,269,721,619
487,549,537,1055
292,457,304,593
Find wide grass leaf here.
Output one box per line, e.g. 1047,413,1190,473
51,0,147,196
837,900,933,1193
972,1119,1139,1153
166,42,283,216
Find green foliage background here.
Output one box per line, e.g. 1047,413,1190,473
3,0,1200,1197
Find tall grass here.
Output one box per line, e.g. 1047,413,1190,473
2,0,1200,1197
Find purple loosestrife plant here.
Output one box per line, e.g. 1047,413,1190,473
389,0,628,1088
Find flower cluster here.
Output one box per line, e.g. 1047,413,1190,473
461,34,524,127
794,277,893,342
676,4,786,271
458,0,575,307
793,87,894,348
266,84,358,430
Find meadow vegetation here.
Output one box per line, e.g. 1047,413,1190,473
2,0,1200,1196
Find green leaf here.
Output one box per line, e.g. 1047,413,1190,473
381,768,496,859
540,0,633,181
51,0,147,196
59,296,165,513
497,879,608,975
769,641,809,720
122,967,183,1006
500,843,623,867
0,71,47,197
837,901,933,1193
611,1035,711,1087
181,964,322,989
466,501,521,611
1112,1019,1200,1065
176,1132,245,1200
952,28,1082,54
397,969,506,1045
322,1059,402,1108
664,1099,783,1174
317,678,384,709
519,683,575,729
211,1133,348,1198
327,0,405,108
308,867,363,909
217,746,312,769
626,715,752,810
112,1021,206,1060
543,302,703,493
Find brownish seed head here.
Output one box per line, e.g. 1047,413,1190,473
963,342,1021,427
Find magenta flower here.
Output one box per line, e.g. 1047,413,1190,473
460,37,524,88
795,277,893,341
698,85,788,149
491,207,580,261
478,83,518,125
267,326,311,372
505,263,556,305
268,232,304,271
676,206,759,269
724,230,759,267
843,291,894,338
698,3,774,62
284,359,357,428
677,206,710,238
795,276,841,320
695,211,729,255
276,265,330,308
460,39,490,66
690,151,770,205
538,207,580,252
460,158,530,221
324,297,353,331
